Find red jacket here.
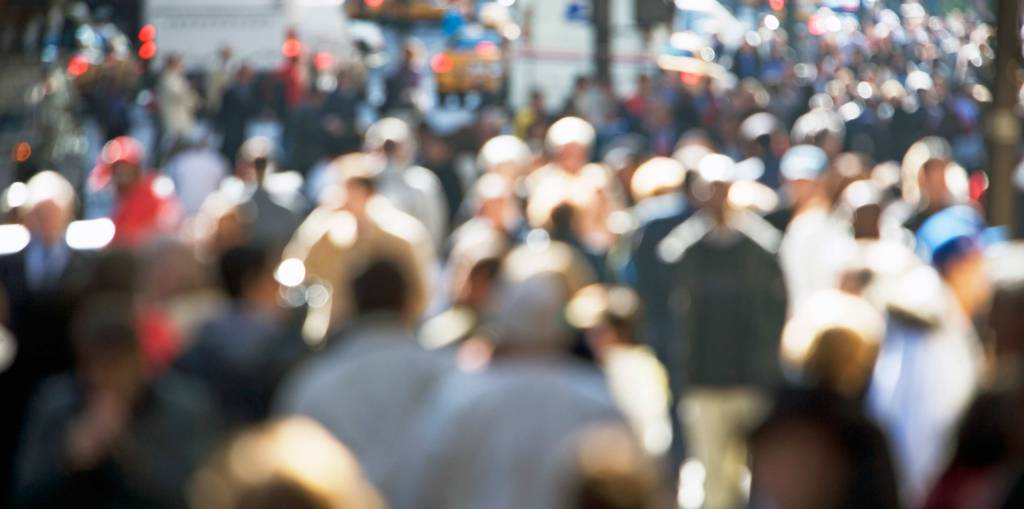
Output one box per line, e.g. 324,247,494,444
111,175,181,248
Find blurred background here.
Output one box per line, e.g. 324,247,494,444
1,1,1024,509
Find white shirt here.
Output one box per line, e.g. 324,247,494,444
868,271,982,506
779,207,857,313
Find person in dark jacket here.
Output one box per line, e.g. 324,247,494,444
217,65,258,168
0,171,96,506
658,153,787,509
15,295,221,509
749,389,902,509
175,243,306,429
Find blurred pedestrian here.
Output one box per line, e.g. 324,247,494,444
0,171,96,505
176,243,302,429
777,144,856,312
658,153,788,509
364,117,448,247
401,242,622,509
275,259,449,504
189,417,383,509
163,128,229,218
16,295,221,509
158,54,199,150
869,206,990,505
204,46,234,119
217,64,259,168
282,152,435,343
89,136,181,247
748,389,901,509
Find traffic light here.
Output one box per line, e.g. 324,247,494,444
138,23,157,61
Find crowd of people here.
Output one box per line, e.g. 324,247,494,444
3,1,1024,509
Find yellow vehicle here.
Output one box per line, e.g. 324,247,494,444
345,0,447,22
432,39,503,96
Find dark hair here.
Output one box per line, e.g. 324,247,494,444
73,294,139,356
351,259,408,315
219,243,276,300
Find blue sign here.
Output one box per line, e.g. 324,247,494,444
565,0,591,22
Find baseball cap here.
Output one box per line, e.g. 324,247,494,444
89,136,145,190
780,144,829,182
916,205,1005,270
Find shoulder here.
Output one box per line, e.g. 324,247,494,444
404,166,443,191
152,371,218,415
25,373,79,421
657,212,714,264
733,211,783,254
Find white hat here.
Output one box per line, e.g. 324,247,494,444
546,117,596,152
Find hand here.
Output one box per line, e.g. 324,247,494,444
65,391,129,471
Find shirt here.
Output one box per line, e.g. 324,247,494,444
274,317,450,504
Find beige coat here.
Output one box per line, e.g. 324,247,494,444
285,198,435,343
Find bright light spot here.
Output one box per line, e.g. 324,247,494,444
314,51,334,70
5,182,28,209
0,327,16,374
65,218,116,250
152,175,175,198
678,459,707,509
856,81,873,99
498,0,515,5
431,52,454,74
607,210,633,235
642,420,672,456
306,284,330,308
475,41,499,59
501,24,521,41
282,38,303,58
699,46,716,62
67,55,89,77
0,224,30,255
768,0,785,10
138,41,157,60
839,101,863,122
680,71,701,86
364,0,384,8
764,14,780,30
138,24,156,42
825,15,842,33
740,466,752,497
14,142,31,163
275,258,307,287
525,228,551,250
808,15,825,36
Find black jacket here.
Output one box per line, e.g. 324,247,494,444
660,211,788,391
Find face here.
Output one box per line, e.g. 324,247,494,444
27,198,71,245
111,161,141,194
342,180,372,217
918,159,949,204
80,348,146,404
784,178,818,209
557,143,589,174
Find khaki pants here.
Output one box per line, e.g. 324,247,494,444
680,387,768,509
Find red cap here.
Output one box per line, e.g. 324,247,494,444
89,136,145,190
